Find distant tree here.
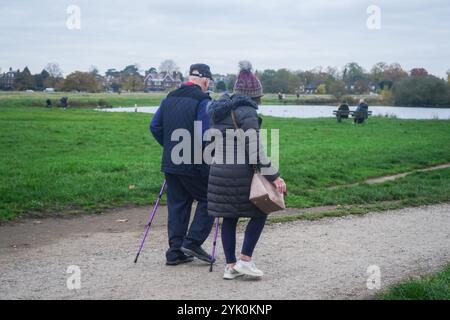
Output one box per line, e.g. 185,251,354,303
216,81,227,92
159,60,179,74
226,74,237,91
105,68,121,78
324,66,339,79
14,67,36,90
89,65,99,75
369,62,407,91
44,63,63,88
410,68,429,77
34,69,50,91
273,69,299,93
45,63,63,78
370,62,389,83
146,67,157,74
62,71,100,92
316,84,327,94
354,79,370,94
122,75,144,92
122,64,140,76
343,62,367,90
260,70,277,93
104,68,121,92
392,75,450,106
384,63,408,82
323,67,339,90
327,80,346,99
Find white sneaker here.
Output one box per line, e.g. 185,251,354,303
223,266,244,280
233,260,264,278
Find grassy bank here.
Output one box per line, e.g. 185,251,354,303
1,105,450,221
0,91,384,108
0,91,165,108
377,264,450,300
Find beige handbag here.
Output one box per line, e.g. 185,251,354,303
230,111,285,214
249,172,286,214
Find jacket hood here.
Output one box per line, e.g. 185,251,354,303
207,93,258,123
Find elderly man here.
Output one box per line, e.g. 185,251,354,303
150,64,214,266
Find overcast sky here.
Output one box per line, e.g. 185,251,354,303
1,0,449,77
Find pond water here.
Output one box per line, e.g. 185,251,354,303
98,105,450,120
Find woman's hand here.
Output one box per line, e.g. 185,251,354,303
273,177,287,194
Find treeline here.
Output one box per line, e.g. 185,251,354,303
0,60,181,93
252,63,450,106
2,61,450,107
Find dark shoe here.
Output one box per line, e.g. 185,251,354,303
166,254,194,266
181,246,212,263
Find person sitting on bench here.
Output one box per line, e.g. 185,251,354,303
354,99,369,124
338,101,350,118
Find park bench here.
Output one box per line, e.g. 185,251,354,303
333,110,372,123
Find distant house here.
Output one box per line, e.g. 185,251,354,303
0,67,19,89
304,83,318,94
144,70,183,92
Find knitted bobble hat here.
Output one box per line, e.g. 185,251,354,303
233,61,263,98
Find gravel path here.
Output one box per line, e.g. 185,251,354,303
329,162,450,189
0,204,449,300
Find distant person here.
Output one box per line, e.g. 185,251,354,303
354,99,369,124
296,91,300,99
278,92,283,101
46,99,52,108
338,101,350,118
60,97,68,110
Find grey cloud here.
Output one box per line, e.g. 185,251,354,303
0,0,449,77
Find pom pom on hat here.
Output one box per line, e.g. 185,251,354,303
238,60,253,72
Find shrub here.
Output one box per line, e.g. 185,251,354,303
392,75,450,107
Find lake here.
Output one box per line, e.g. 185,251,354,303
98,105,450,120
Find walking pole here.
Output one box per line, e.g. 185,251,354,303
209,217,220,272
134,179,167,264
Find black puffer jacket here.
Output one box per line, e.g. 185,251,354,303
207,94,280,219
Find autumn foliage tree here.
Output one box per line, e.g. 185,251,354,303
62,71,101,92
410,68,429,78
122,74,144,92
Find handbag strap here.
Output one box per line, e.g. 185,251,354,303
230,110,239,129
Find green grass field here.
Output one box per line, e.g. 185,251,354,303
0,91,379,108
1,105,450,221
0,91,165,108
378,264,450,300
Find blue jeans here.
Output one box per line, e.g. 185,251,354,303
165,173,214,261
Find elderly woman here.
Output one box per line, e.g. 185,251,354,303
207,61,287,280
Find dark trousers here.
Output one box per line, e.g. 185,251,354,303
165,173,214,261
221,216,267,264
